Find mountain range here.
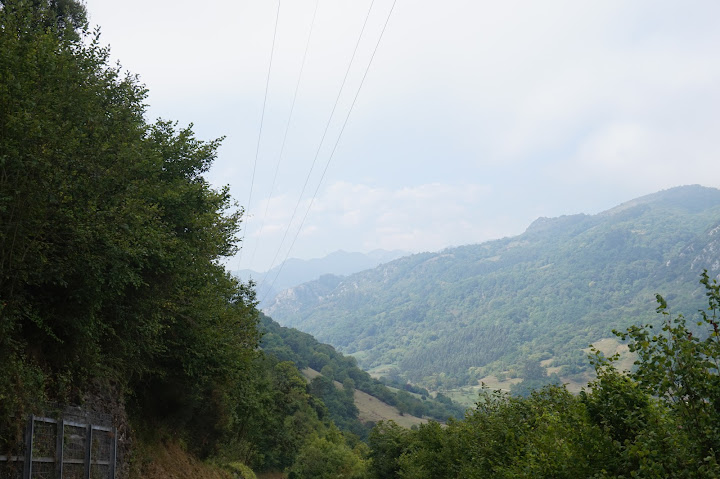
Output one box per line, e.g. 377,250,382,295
235,249,407,306
265,185,720,388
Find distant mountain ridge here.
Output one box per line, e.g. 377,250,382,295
265,185,720,388
234,249,407,306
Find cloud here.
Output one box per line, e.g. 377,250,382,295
240,181,520,270
86,0,720,273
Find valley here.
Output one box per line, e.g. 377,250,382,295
266,185,720,392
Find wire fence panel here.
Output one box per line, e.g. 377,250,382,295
90,464,110,479
29,461,53,479
0,412,116,479
60,464,83,479
62,425,86,464
89,428,113,479
0,460,23,479
91,429,112,465
30,421,56,464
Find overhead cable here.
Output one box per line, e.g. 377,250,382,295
257,0,377,293
248,0,320,266
238,0,281,263
261,0,398,304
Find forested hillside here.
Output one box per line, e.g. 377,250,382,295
267,185,720,388
364,275,720,478
259,314,466,427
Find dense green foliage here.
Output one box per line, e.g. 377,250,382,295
220,355,328,470
267,186,720,388
367,272,720,478
508,359,561,397
260,314,466,424
0,0,263,453
0,2,368,475
288,429,370,479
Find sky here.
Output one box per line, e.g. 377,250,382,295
85,0,720,272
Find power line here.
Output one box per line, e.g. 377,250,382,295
238,0,281,264
248,0,320,266
257,0,377,293
261,0,398,304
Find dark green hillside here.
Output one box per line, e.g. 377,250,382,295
266,185,720,388
259,314,466,427
366,276,720,478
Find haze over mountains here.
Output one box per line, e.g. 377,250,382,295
266,185,720,389
235,249,407,305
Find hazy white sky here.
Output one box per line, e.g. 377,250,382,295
86,0,720,272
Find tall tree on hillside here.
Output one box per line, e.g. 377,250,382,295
0,0,258,450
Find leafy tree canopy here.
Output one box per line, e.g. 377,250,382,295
0,0,258,454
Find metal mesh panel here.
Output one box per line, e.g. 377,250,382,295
29,461,54,479
90,463,110,479
31,420,56,461
2,410,116,479
62,409,112,429
90,428,112,479
91,429,112,464
63,463,85,479
0,461,22,479
63,425,86,462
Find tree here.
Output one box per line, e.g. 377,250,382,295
367,421,411,479
289,433,368,479
599,270,720,475
510,359,561,397
0,0,259,457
